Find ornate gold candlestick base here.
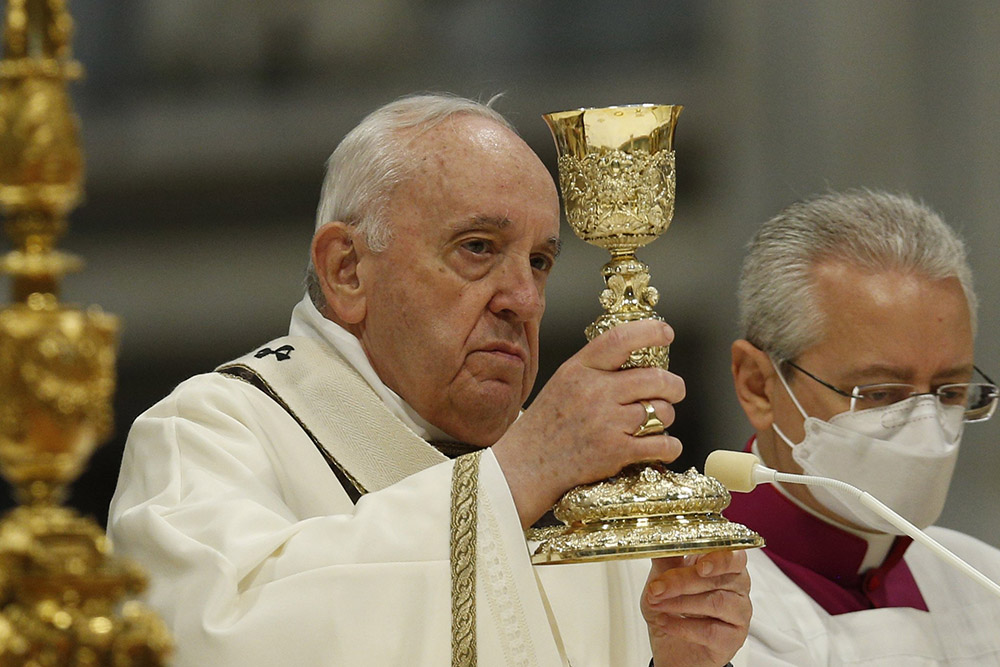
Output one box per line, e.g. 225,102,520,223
0,505,171,664
528,105,763,565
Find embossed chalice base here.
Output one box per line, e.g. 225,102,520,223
530,104,763,565
528,464,763,564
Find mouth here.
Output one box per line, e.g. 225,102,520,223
478,342,527,365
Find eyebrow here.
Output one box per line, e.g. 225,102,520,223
469,215,511,230
932,364,977,383
548,237,563,257
844,363,976,385
842,365,912,384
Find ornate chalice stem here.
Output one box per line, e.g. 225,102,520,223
527,105,763,565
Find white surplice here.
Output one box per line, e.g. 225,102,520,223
108,297,661,666
742,528,1000,665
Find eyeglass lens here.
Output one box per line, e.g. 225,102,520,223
852,383,999,421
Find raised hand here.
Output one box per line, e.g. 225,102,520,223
493,319,686,527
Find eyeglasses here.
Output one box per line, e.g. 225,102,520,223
782,360,999,423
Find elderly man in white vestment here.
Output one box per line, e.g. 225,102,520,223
723,190,1000,665
108,93,752,666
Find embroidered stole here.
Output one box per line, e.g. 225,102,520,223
216,336,480,666
216,336,448,491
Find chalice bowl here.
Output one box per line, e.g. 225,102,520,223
528,105,764,564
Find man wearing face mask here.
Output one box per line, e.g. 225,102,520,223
724,189,1000,665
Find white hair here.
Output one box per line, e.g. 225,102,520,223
738,189,978,362
305,93,513,308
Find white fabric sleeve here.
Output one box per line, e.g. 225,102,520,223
108,374,558,666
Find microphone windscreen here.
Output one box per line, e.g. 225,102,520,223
705,450,761,493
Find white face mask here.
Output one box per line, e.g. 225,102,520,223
771,361,964,534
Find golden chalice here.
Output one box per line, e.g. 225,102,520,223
528,105,763,565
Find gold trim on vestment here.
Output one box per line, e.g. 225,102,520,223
450,451,481,667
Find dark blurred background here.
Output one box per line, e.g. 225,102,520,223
2,0,998,546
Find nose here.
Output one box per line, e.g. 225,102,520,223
488,258,543,322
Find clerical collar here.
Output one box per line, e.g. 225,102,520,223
287,296,456,444
749,439,895,570
724,436,927,614
428,441,484,459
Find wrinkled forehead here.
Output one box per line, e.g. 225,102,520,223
804,261,974,371
404,115,542,173
395,116,559,223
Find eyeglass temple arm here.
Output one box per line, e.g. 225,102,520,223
974,364,997,387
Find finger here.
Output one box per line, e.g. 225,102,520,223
648,555,685,572
646,568,750,604
649,550,747,580
647,567,750,602
647,612,748,651
613,367,687,406
626,399,675,436
645,585,750,626
647,553,696,581
645,555,701,598
692,549,748,578
576,320,674,371
625,433,683,465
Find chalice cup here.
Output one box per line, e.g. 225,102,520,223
528,105,763,564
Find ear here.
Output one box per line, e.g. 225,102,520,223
311,222,367,324
731,339,777,432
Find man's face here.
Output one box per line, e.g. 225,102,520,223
763,259,975,478
353,116,561,446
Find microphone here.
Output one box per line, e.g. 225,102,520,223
705,450,1000,600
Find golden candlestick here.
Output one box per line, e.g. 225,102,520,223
0,1,171,662
528,105,763,565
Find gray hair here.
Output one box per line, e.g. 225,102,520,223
738,189,978,362
305,93,514,309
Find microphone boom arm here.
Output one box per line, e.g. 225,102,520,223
706,450,1000,600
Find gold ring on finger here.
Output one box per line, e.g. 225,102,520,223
633,400,666,437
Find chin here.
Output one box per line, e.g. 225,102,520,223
440,379,522,443
456,406,519,447
441,421,499,448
